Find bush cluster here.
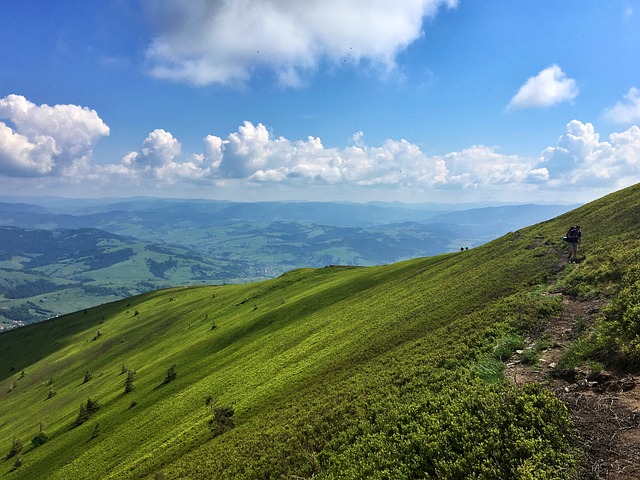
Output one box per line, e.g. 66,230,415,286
73,398,100,428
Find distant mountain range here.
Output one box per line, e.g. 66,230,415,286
0,197,577,327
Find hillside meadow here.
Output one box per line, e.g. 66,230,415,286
1,183,640,478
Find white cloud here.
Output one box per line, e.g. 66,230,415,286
107,119,637,196
0,94,109,177
123,129,182,169
602,87,640,124
117,129,231,183
437,146,546,188
120,129,186,181
206,121,449,187
144,0,458,86
6,103,636,202
131,120,638,195
508,65,579,110
540,120,640,187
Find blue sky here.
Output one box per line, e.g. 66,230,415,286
1,0,639,204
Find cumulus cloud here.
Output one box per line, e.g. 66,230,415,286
540,120,640,187
508,65,579,110
0,94,109,177
144,0,458,86
602,87,640,124
437,146,547,188
113,121,562,194
132,120,640,194
204,121,449,187
116,129,231,183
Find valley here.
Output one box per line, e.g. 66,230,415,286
0,198,576,328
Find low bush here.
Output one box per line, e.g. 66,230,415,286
5,437,22,459
31,431,49,447
493,334,525,361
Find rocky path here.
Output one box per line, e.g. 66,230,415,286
506,295,640,480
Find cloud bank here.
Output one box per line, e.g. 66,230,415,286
2,94,639,201
0,95,109,177
508,65,579,110
144,0,458,86
109,120,640,197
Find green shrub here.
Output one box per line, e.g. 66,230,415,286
493,334,525,361
476,356,505,384
208,404,235,436
321,382,577,480
31,431,49,447
520,348,539,365
163,364,177,385
6,437,23,459
557,338,594,371
11,454,23,471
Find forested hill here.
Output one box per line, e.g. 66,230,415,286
0,184,639,479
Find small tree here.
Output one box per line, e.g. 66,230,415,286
163,364,177,385
91,423,101,439
124,369,135,394
11,454,23,471
31,421,49,447
73,398,100,428
6,437,23,459
83,370,93,383
206,396,235,436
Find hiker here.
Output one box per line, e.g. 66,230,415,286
564,225,581,263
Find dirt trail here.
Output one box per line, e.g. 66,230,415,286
506,296,640,480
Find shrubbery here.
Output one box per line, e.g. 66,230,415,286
320,382,576,479
73,398,100,428
206,396,235,436
559,242,640,368
162,364,177,385
31,431,49,447
5,437,22,459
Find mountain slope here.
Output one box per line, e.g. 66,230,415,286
0,226,242,327
0,185,638,479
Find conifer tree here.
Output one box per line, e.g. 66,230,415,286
124,369,135,393
6,437,23,459
163,364,177,384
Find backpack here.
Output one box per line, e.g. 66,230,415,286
564,226,579,242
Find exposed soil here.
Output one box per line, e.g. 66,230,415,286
506,296,640,479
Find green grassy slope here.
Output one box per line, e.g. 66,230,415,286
0,227,245,327
1,184,639,479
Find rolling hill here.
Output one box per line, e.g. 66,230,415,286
0,226,244,328
0,185,638,478
0,199,577,329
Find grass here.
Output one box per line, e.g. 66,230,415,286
3,183,640,478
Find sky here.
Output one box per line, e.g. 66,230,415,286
1,0,639,204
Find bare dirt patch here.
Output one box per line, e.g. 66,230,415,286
506,296,640,480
